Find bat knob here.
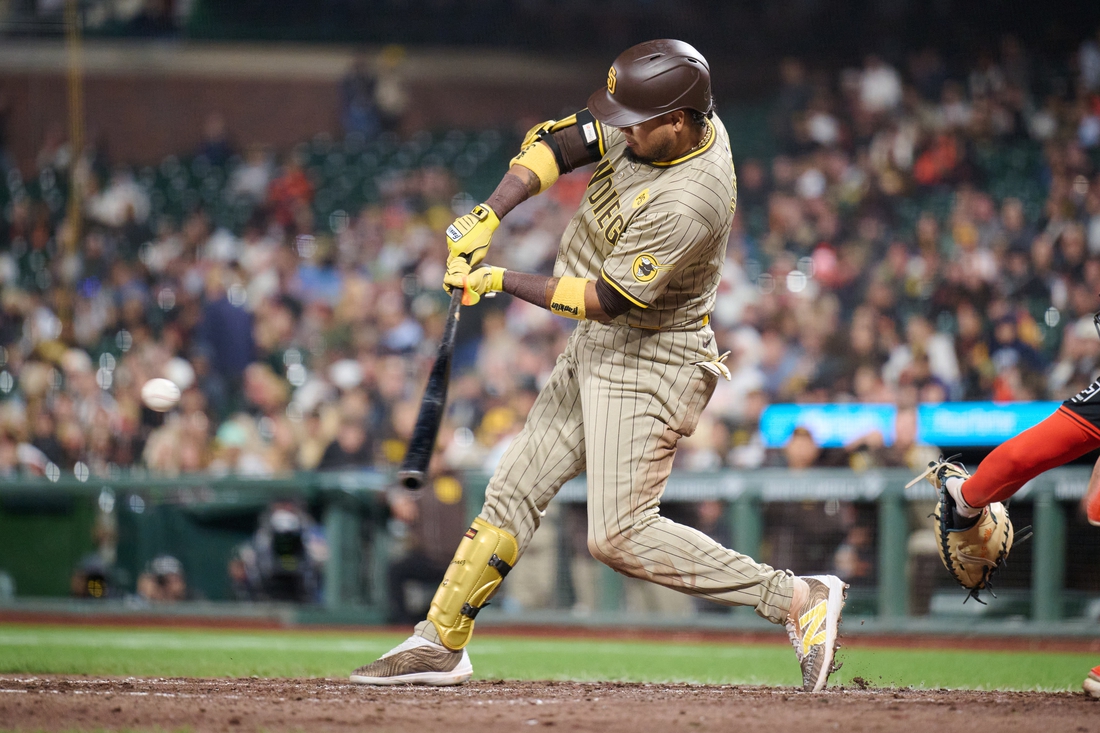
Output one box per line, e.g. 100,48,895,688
397,469,426,491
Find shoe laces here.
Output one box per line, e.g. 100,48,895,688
381,635,445,659
905,453,965,489
784,620,806,663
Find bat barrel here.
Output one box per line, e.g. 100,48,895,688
397,288,463,490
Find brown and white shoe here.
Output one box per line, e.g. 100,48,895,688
1085,665,1100,699
350,636,473,686
785,575,847,692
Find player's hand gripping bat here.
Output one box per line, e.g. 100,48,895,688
397,287,463,490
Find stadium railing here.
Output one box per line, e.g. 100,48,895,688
464,467,1095,628
0,467,1095,631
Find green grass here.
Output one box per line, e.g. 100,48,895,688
0,624,1093,692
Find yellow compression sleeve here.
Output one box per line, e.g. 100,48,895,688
549,276,588,320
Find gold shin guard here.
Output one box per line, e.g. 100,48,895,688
427,517,518,650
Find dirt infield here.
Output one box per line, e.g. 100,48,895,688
1,675,1096,733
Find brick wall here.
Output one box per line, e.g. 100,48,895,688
1,69,592,173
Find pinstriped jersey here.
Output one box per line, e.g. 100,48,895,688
553,114,737,330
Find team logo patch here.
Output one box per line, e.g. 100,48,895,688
607,66,617,94
632,188,650,209
632,253,670,283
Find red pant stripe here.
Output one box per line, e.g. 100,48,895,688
1054,405,1100,441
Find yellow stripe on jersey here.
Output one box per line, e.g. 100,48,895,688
650,119,716,168
600,270,650,309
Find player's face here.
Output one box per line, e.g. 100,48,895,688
618,113,680,163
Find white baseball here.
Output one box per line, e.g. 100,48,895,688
141,378,181,412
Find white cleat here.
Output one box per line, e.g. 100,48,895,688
350,635,473,686
786,574,847,692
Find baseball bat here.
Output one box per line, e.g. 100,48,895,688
397,287,463,489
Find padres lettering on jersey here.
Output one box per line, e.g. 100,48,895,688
554,115,737,331
585,160,626,245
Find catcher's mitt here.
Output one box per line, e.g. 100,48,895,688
934,488,1015,603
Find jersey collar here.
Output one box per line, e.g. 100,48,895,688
649,119,715,168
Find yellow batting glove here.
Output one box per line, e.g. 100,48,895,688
447,265,506,307
443,254,471,294
521,119,557,148
463,265,506,306
445,204,499,267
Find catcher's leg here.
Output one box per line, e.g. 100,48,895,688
960,406,1100,508
1085,454,1100,527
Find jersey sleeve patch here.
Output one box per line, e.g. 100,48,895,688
631,253,672,283
599,210,712,309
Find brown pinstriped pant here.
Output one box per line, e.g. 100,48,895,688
479,319,794,624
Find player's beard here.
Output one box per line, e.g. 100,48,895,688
624,138,675,165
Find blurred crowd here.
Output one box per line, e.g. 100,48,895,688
1,32,1100,488
696,31,1100,474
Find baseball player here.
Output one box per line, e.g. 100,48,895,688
913,367,1100,699
351,39,847,692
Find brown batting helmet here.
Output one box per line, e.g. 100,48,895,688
587,39,714,127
